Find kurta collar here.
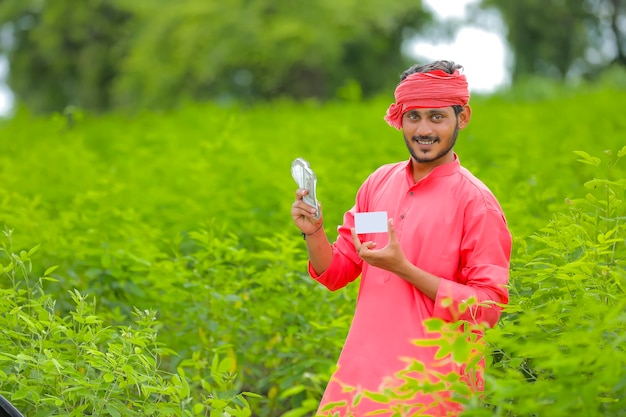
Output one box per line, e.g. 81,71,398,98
404,153,461,183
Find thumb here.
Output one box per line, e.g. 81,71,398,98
387,218,397,242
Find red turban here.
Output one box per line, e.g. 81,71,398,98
384,69,470,130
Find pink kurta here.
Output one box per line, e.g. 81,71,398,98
309,155,512,416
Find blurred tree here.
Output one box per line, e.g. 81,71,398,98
596,0,626,66
0,0,432,113
479,0,625,81
0,0,132,113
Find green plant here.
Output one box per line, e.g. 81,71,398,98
0,228,256,416
464,148,626,416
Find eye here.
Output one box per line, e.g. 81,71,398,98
406,111,419,120
431,113,444,122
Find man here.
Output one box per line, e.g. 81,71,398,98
291,60,512,416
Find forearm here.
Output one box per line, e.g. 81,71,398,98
394,260,507,325
305,226,334,276
392,260,441,301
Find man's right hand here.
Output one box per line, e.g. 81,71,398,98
291,188,323,234
291,188,332,275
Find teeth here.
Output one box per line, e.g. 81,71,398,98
417,140,435,145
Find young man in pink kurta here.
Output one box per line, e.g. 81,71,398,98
291,60,512,416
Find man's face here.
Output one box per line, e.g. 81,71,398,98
401,107,468,165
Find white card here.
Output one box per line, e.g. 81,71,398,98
354,211,388,234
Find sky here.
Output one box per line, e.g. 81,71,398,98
411,0,509,93
0,56,11,116
0,0,508,116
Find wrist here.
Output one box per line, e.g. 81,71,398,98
302,223,324,240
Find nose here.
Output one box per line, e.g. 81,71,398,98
414,120,433,137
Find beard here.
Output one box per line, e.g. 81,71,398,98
404,121,459,163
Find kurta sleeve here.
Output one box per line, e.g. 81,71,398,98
308,205,364,291
432,205,512,327
308,173,381,291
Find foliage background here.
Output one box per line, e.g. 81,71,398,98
0,0,625,416
1,70,626,415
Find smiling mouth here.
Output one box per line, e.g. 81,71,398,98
415,138,437,145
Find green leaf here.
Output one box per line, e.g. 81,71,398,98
11,387,31,401
573,150,601,166
193,403,205,415
211,354,219,374
279,385,305,399
241,392,263,398
44,265,59,276
28,243,41,256
363,391,389,403
105,406,121,417
584,178,608,189
424,318,444,332
16,353,36,363
596,396,618,403
217,357,231,373
280,409,313,417
440,297,453,308
50,358,63,373
365,409,395,415
208,399,228,410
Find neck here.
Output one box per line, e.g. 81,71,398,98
410,152,454,182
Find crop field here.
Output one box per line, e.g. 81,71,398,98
0,77,625,416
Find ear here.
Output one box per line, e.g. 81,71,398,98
457,105,472,129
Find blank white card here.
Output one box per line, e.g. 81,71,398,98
354,211,388,234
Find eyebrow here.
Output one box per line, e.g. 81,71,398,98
407,109,448,116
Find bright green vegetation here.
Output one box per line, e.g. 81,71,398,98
0,80,625,416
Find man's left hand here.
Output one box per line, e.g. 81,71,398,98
351,218,409,274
